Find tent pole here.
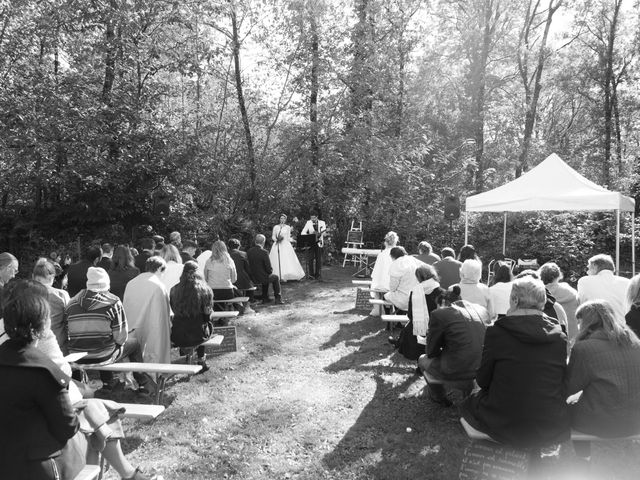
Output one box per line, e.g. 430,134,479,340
616,209,620,273
464,212,468,245
633,213,636,277
503,212,507,255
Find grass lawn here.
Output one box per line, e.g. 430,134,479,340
104,265,640,480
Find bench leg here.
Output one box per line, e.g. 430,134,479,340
155,375,168,404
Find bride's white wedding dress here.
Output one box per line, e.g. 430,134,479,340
269,224,305,281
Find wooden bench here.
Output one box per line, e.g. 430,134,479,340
119,402,165,421
176,334,225,364
90,362,202,404
214,297,250,312
210,311,239,319
352,279,372,286
381,313,408,332
73,465,101,480
460,417,640,445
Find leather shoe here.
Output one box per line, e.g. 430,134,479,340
274,297,285,305
388,336,398,347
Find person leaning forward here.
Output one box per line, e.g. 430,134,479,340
247,234,284,305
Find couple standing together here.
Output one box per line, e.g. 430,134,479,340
269,213,326,281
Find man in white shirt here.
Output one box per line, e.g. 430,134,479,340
577,253,630,319
301,212,326,280
384,247,425,312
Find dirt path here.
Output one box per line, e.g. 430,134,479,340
111,265,640,480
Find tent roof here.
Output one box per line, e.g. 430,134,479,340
465,153,635,212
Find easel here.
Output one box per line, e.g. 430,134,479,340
343,220,364,267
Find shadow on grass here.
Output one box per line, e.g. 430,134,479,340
321,317,466,480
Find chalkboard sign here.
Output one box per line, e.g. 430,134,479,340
346,230,364,244
459,441,528,480
355,288,371,311
205,326,237,356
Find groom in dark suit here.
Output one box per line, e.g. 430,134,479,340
247,234,285,305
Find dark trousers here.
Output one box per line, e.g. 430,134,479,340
261,274,281,299
99,337,144,384
307,245,322,278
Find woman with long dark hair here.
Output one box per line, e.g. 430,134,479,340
171,261,215,372
108,245,140,301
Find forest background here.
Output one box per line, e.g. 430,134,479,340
1,0,639,283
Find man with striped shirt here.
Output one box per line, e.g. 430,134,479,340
66,267,146,392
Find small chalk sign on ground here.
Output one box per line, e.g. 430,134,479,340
459,440,528,480
205,326,237,356
355,288,371,311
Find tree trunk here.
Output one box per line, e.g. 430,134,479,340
601,0,621,187
309,14,319,169
516,0,561,178
230,6,257,206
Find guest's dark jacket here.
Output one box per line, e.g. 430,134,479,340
463,312,569,448
108,266,140,301
96,256,112,272
434,257,462,289
426,300,487,379
567,330,640,437
247,245,273,285
625,305,640,339
0,339,78,478
66,259,94,297
230,249,254,290
134,250,154,273
180,251,195,264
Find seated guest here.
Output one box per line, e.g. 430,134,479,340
32,258,70,351
383,247,424,312
539,262,579,343
97,242,113,271
577,253,630,320
370,231,399,292
170,261,214,372
134,237,155,272
418,285,488,406
567,300,640,461
516,269,567,329
434,247,462,289
169,231,181,249
461,276,569,448
229,238,255,301
159,243,183,291
123,257,172,365
247,234,284,305
0,279,158,480
180,239,198,264
204,240,239,306
458,259,494,319
391,264,444,365
488,262,513,317
625,274,640,338
65,267,147,392
152,234,165,254
108,245,140,301
67,244,102,297
414,241,440,265
458,244,479,263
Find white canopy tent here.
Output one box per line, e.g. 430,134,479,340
464,153,636,274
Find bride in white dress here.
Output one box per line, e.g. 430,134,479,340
269,214,305,281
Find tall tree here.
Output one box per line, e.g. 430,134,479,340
515,0,562,177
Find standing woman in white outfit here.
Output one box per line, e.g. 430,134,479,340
269,214,305,281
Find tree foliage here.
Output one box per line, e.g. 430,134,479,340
1,0,640,269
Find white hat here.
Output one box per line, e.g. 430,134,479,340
86,267,110,292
